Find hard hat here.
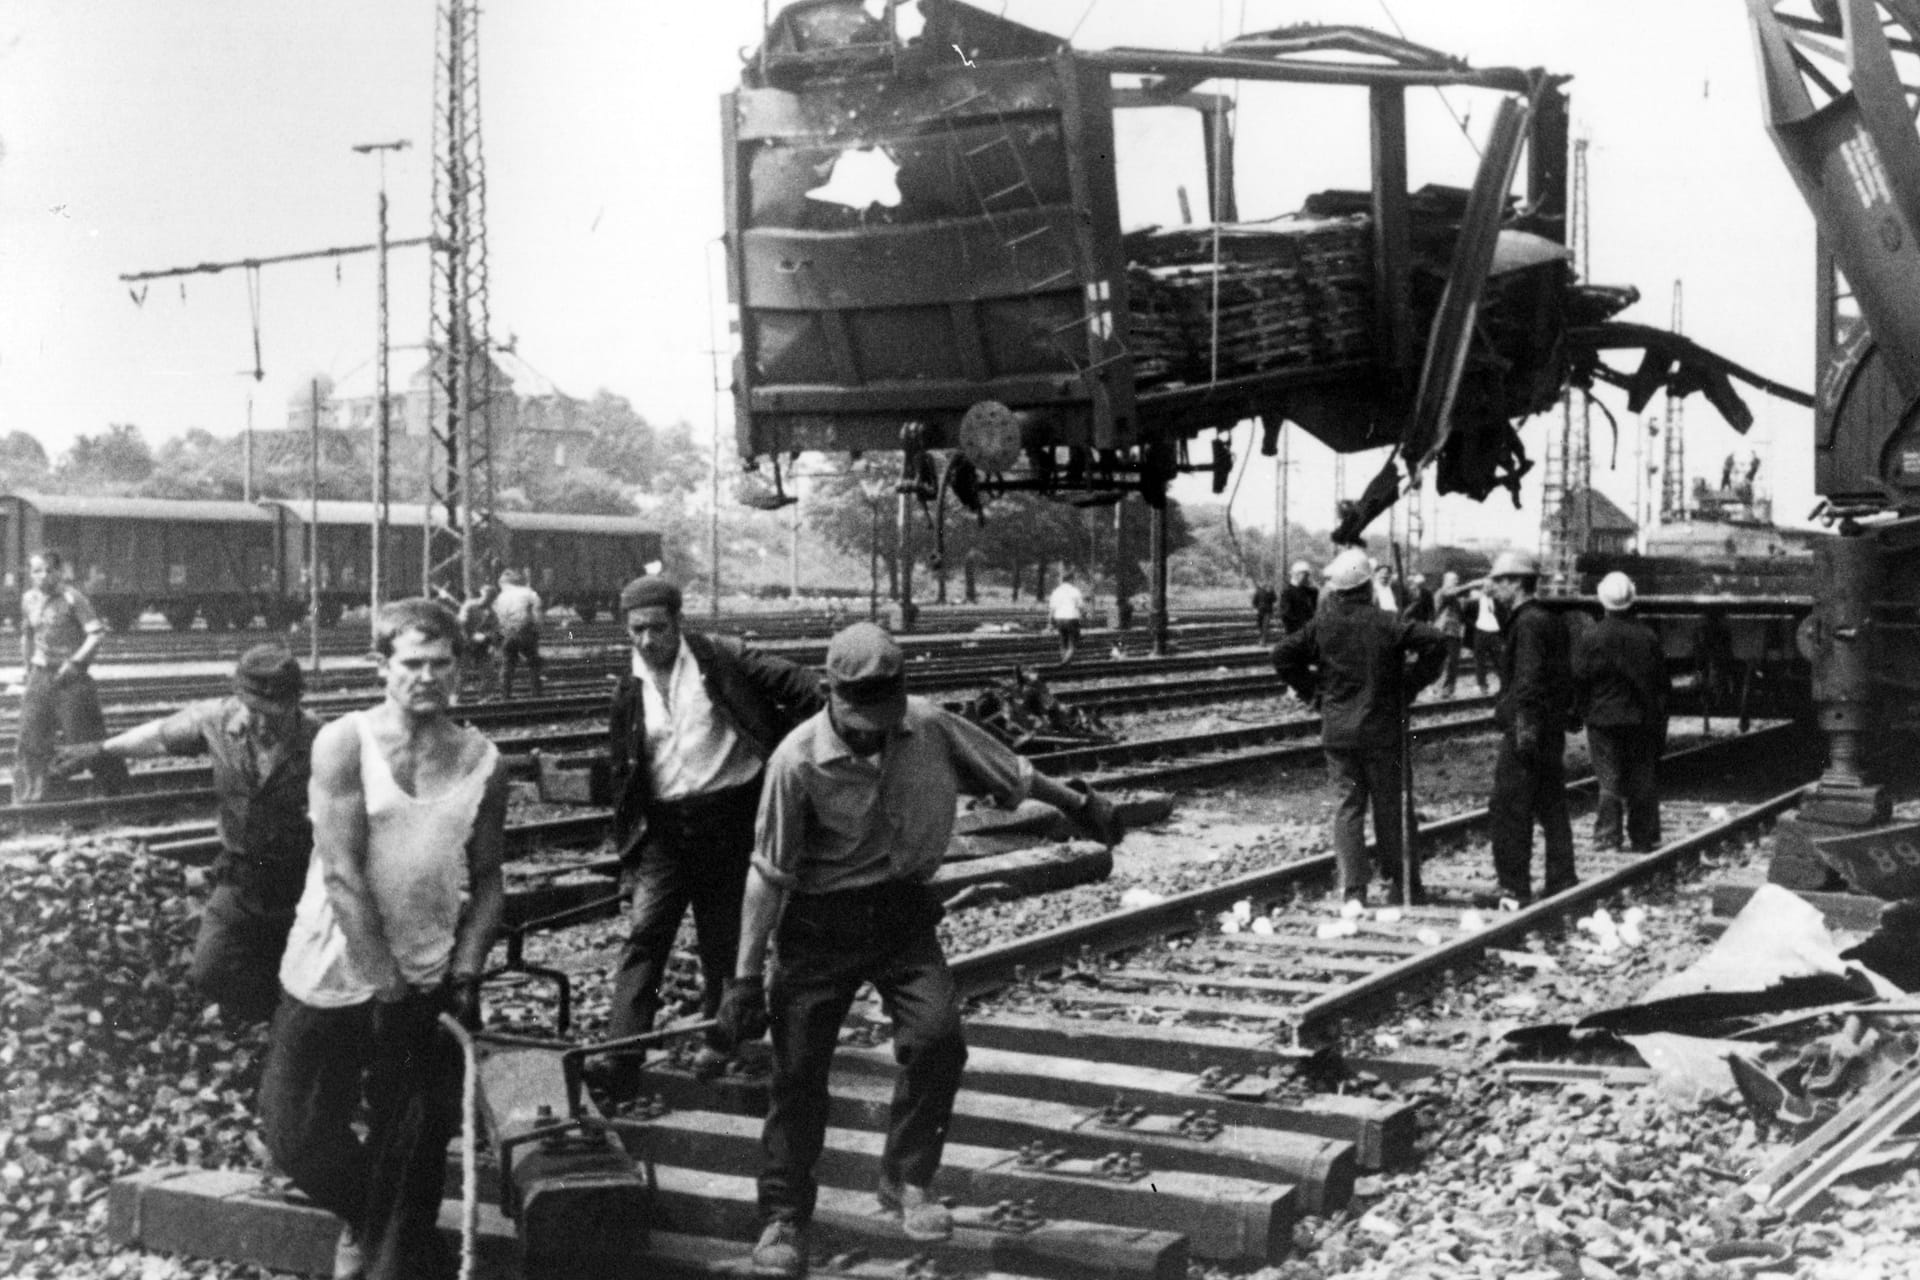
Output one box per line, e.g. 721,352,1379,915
1290,560,1311,578
1324,548,1372,592
1597,571,1636,611
1488,549,1539,579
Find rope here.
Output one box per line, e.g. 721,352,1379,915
439,1014,480,1280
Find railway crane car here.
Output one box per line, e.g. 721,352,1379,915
1747,0,1920,889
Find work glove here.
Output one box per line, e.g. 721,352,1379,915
50,742,109,780
1065,776,1125,847
713,974,768,1052
443,973,483,1032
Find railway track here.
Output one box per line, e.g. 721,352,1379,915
0,622,1261,717
108,721,1816,1277
47,606,1255,666
35,693,1500,862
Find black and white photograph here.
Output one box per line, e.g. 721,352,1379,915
3,2,1919,1277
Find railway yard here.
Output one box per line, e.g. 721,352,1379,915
17,1,1920,1274
4,609,1916,1280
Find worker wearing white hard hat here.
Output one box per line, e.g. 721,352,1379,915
1573,571,1668,852
1486,547,1577,907
1273,553,1450,906
1595,571,1636,612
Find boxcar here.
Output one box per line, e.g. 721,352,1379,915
495,510,664,620
0,493,275,631
264,500,433,627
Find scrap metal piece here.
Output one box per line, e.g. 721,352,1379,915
1746,1048,1920,1218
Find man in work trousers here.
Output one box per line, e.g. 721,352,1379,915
718,623,1123,1278
260,599,507,1280
1279,560,1318,635
492,568,544,699
1467,582,1502,693
1273,548,1448,907
602,575,820,1094
1486,550,1578,907
14,550,127,804
1573,571,1668,852
1048,568,1086,663
1433,570,1470,697
1251,579,1279,645
54,645,319,1024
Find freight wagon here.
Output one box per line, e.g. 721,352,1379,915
0,493,663,631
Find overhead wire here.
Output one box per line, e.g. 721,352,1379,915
1373,0,1483,159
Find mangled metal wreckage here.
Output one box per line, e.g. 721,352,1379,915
722,0,1808,544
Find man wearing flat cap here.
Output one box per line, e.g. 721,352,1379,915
599,574,821,1095
721,622,1123,1279
54,644,321,1022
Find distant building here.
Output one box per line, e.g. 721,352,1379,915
1557,486,1637,556
285,342,594,470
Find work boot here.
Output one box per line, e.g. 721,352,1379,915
879,1181,954,1242
751,1219,808,1279
690,1044,729,1082
333,1224,366,1280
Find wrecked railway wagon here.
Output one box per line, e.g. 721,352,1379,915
723,0,1804,535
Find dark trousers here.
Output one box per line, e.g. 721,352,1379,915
609,779,760,1052
14,666,126,803
1490,731,1576,902
1587,724,1661,850
1327,746,1410,897
1469,632,1500,693
1054,620,1081,662
1255,610,1274,645
192,880,296,1024
1439,633,1464,695
760,881,967,1226
260,990,463,1280
499,628,542,699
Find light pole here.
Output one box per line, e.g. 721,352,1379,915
352,138,410,630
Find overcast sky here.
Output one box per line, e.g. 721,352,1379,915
0,1,1818,550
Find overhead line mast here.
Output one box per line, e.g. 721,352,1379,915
424,0,496,598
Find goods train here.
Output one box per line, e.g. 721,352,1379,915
0,493,663,631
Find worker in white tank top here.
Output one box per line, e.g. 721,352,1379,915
260,598,507,1280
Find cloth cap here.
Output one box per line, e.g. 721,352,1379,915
824,622,907,732
233,645,303,704
620,576,682,614
1324,548,1372,592
1289,560,1311,577
1489,549,1540,579
1597,571,1636,611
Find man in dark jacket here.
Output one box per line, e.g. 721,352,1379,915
1487,550,1578,906
1400,572,1436,625
1251,581,1278,645
1279,561,1319,635
1274,548,1448,905
1574,572,1668,852
603,576,821,1089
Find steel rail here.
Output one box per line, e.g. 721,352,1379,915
1281,772,1811,1045
948,725,1804,1037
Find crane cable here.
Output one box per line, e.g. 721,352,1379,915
1373,0,1483,159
